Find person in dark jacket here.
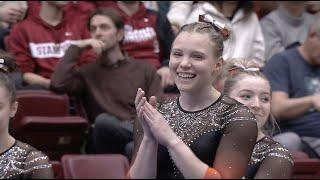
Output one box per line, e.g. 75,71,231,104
50,8,162,158
96,1,175,91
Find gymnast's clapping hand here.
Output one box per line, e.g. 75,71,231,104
135,88,180,148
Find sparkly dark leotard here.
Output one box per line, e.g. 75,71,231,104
0,140,53,179
134,95,257,179
245,136,293,179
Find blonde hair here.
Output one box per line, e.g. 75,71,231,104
222,58,279,136
176,20,230,59
222,58,265,94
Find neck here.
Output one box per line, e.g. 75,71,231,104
117,2,140,17
220,2,238,18
100,45,125,66
282,3,305,17
39,2,63,26
257,130,266,142
179,86,221,112
0,130,15,154
298,43,312,64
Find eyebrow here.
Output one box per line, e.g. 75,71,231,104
261,92,271,96
90,23,109,28
171,48,206,55
238,89,270,95
171,48,182,52
191,51,205,56
238,89,252,93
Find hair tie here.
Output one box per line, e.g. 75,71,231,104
228,63,260,77
244,67,260,72
234,62,260,72
0,58,8,73
0,58,4,67
198,14,230,40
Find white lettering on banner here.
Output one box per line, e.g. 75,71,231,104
29,40,79,59
124,25,157,43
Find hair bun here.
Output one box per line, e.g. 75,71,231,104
198,14,231,41
0,50,17,73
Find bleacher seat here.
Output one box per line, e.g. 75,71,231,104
51,161,64,179
293,158,320,179
68,95,89,121
15,116,89,160
61,154,129,179
291,150,310,160
11,90,70,134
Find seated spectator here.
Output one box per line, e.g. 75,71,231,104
6,1,96,90
253,1,278,19
260,1,314,60
0,50,54,179
142,1,170,15
185,1,265,62
166,1,194,34
96,1,175,90
0,1,27,24
26,1,96,23
307,1,320,14
0,1,27,50
223,58,293,179
50,8,162,157
263,13,320,156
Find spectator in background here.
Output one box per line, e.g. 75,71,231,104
96,1,175,91
50,8,161,157
26,1,96,22
0,1,27,26
0,1,27,50
0,50,54,179
166,1,194,35
263,13,320,157
260,1,314,61
253,1,279,19
185,1,265,63
306,1,320,14
142,1,170,15
6,1,96,90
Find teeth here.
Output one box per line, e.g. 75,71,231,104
177,73,196,78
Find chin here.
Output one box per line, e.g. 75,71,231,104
176,83,196,93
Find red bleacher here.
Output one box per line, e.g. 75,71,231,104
10,90,320,178
11,90,89,160
61,154,129,179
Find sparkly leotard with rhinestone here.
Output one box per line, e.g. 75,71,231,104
0,140,53,179
135,95,257,179
245,136,293,179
